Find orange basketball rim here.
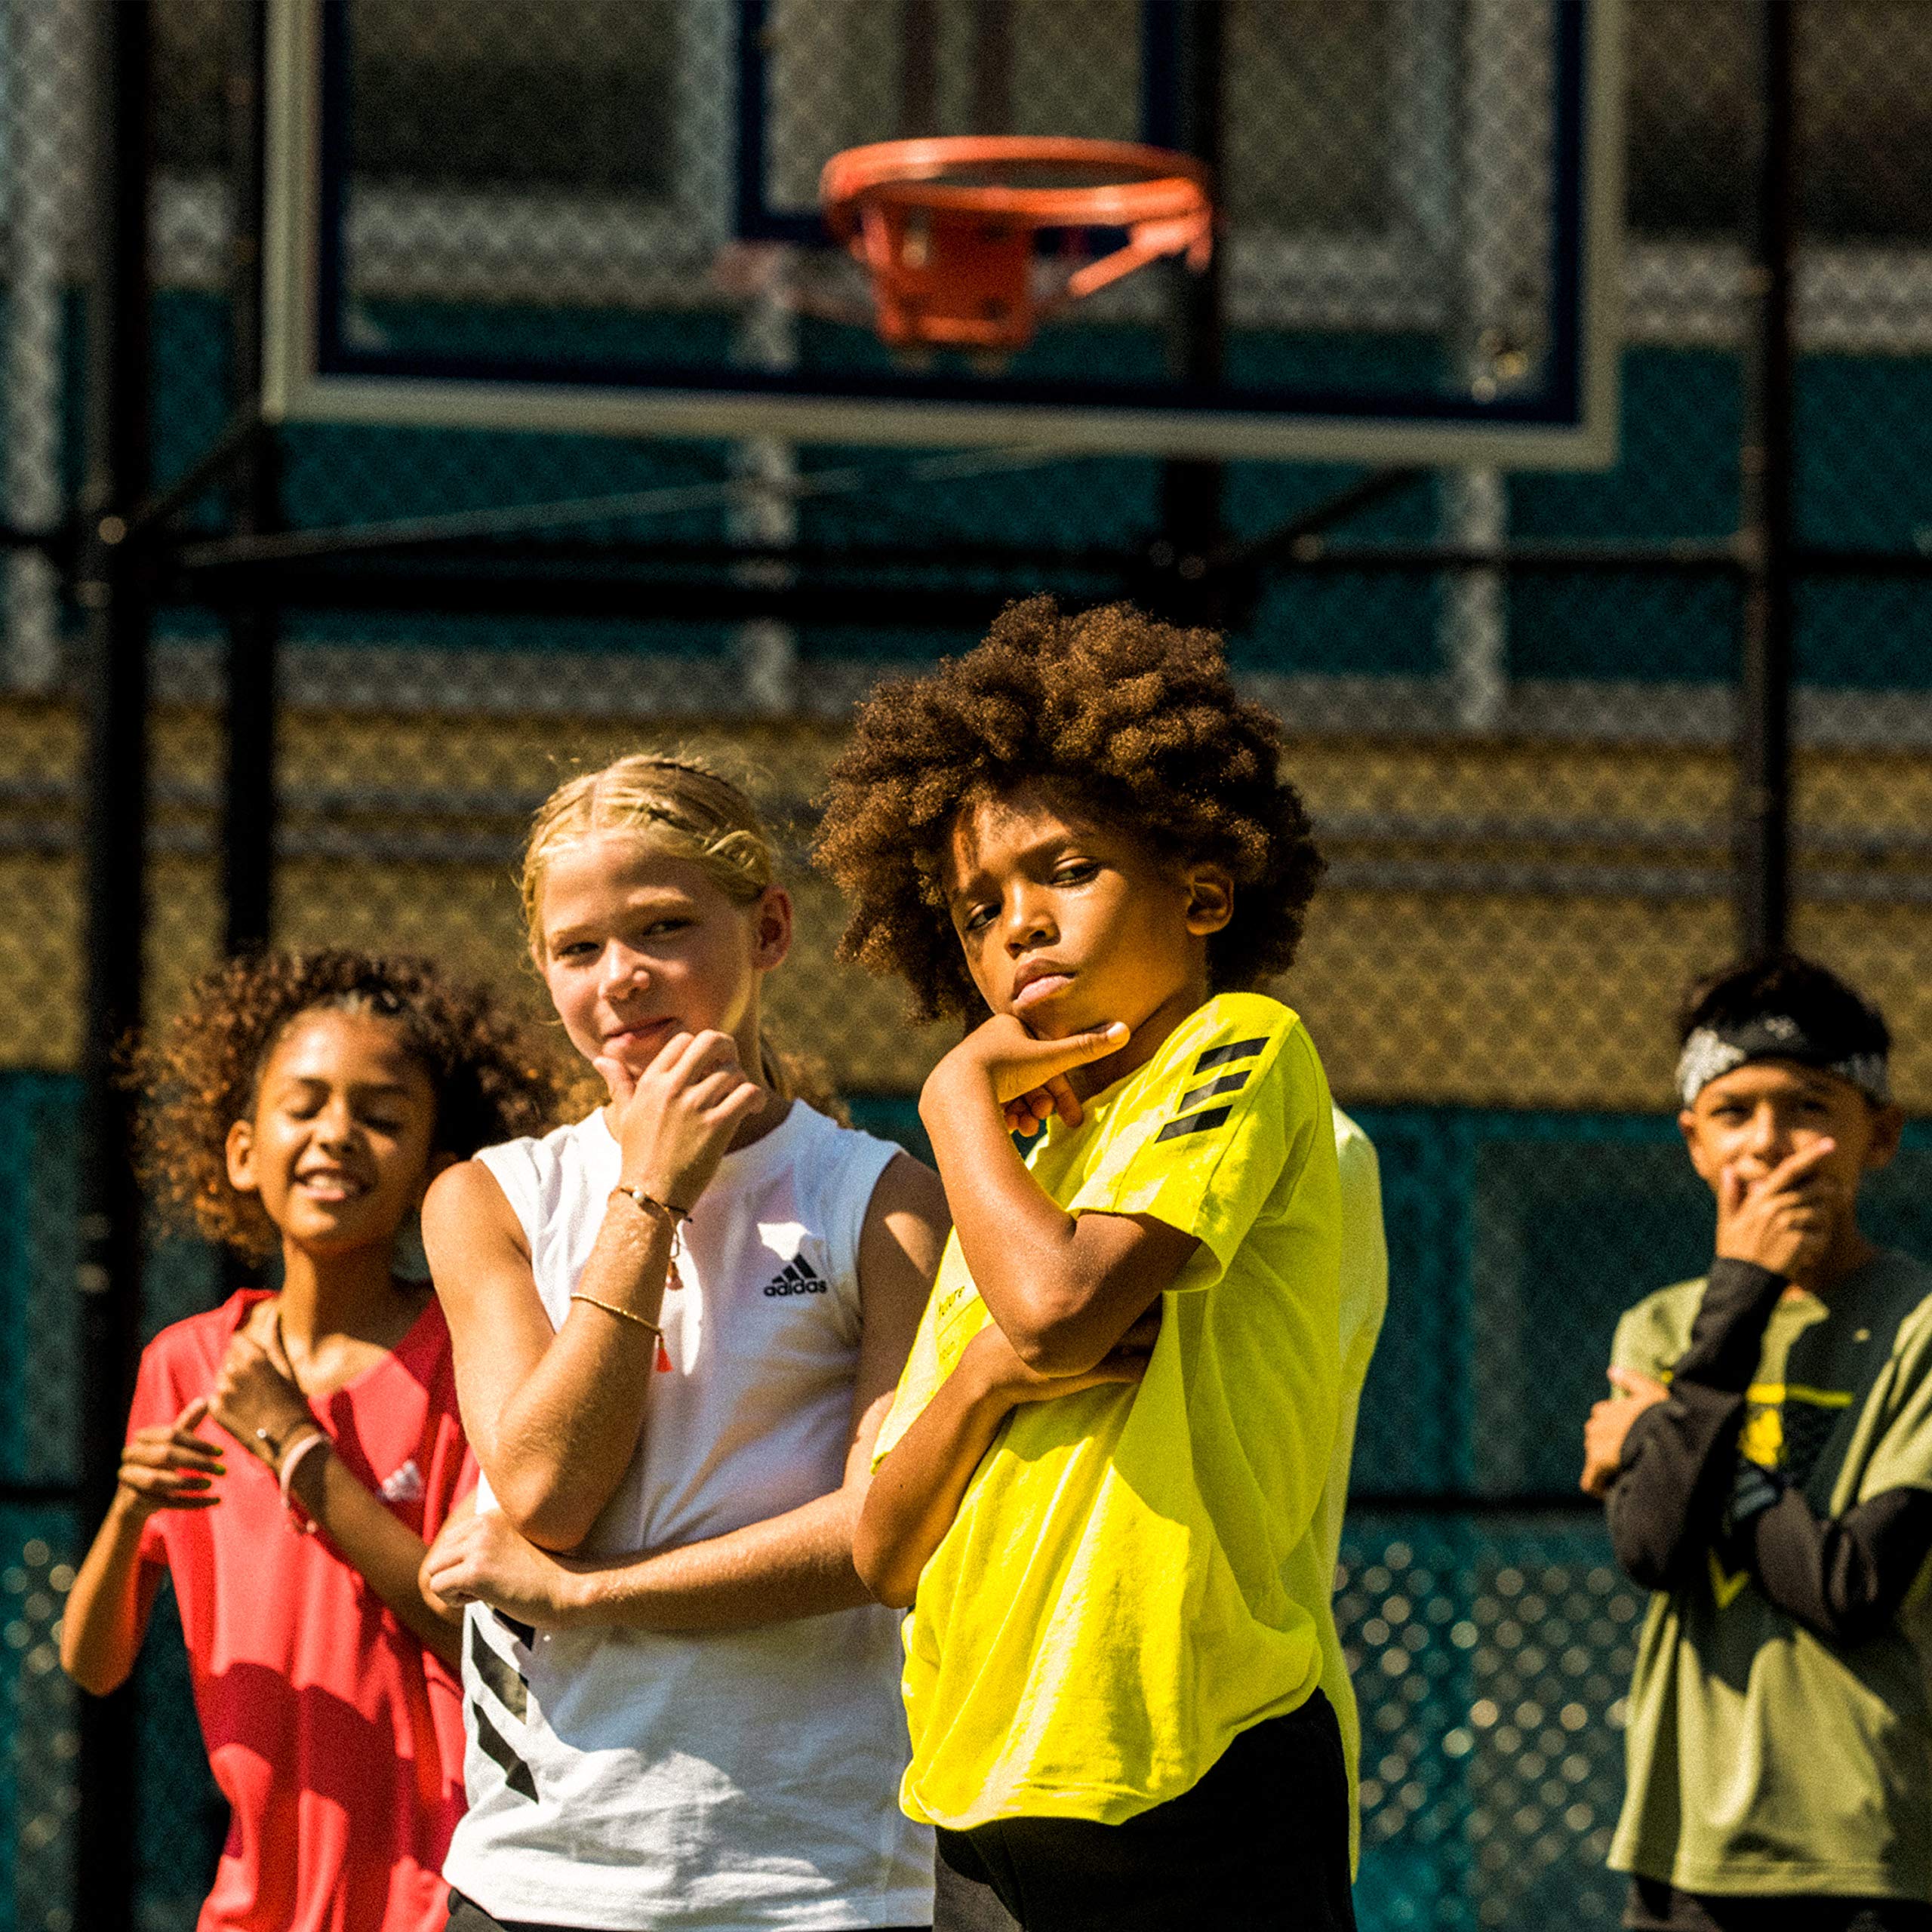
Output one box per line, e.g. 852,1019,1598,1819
820,136,1214,353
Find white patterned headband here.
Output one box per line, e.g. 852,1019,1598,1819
1676,1014,1890,1109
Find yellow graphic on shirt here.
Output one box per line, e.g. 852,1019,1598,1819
1709,1558,1751,1610
1739,1399,1783,1472
1711,1381,1854,1611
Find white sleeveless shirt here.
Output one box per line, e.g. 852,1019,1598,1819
442,1102,934,1931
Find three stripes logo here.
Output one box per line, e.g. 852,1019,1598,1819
468,1613,538,1803
1154,1036,1268,1143
764,1256,829,1297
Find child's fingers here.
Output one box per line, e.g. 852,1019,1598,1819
659,1028,736,1088
423,1549,476,1604
121,1464,220,1506
121,1460,207,1491
1044,1074,1084,1130
1606,1365,1666,1401
593,1054,637,1108
1008,1020,1128,1076
259,1321,298,1383
164,1442,226,1475
174,1395,211,1432
1003,1090,1052,1135
687,1067,762,1118
1762,1139,1838,1196
128,1429,223,1474
1717,1164,1746,1220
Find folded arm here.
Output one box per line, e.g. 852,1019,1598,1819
427,1158,678,1551
1605,1257,1788,1590
854,1313,1157,1607
921,1053,1197,1375
1725,1468,1932,1643
426,1153,948,1627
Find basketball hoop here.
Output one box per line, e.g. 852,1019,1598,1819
820,136,1214,352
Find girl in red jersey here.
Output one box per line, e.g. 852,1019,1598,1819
62,950,559,1932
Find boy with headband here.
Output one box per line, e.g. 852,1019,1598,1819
1582,955,1932,1932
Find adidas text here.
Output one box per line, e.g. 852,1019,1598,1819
764,1258,828,1297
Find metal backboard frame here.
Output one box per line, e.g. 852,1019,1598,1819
262,0,1625,468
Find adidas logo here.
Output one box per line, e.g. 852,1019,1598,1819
379,1459,423,1503
764,1257,828,1297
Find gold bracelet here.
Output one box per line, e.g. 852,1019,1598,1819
610,1183,691,1225
569,1291,663,1337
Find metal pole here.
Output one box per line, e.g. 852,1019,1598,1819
73,2,154,1927
1155,0,1225,622
1737,0,1796,958
223,0,278,957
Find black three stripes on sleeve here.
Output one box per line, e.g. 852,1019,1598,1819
1155,1038,1269,1143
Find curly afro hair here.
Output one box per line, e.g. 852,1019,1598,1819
130,949,565,1263
814,596,1324,1021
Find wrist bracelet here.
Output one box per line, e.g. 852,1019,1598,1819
256,1420,304,1465
611,1183,691,1224
609,1185,691,1279
276,1428,328,1533
570,1291,664,1337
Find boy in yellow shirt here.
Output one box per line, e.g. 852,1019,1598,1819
817,597,1357,1932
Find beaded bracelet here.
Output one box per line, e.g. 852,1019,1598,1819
610,1183,690,1225
609,1184,692,1279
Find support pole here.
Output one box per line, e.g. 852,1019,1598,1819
223,0,278,957
73,2,154,1927
1155,0,1225,623
1737,0,1796,958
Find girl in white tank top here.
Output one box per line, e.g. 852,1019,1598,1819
422,756,946,1932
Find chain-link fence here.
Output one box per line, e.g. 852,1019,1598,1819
4,3,1932,1928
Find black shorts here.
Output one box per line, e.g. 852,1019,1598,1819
1626,1878,1932,1931
932,1690,1356,1932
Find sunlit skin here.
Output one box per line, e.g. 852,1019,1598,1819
1580,1058,1905,1495
420,831,792,1550
227,1008,443,1277
532,831,794,1161
418,822,947,1620
938,784,1234,1133
62,1009,467,1691
856,789,1233,1603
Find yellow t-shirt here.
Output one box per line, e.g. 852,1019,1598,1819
1321,1106,1390,1872
873,991,1345,1830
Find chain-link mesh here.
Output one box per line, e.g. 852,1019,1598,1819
4,2,1932,1928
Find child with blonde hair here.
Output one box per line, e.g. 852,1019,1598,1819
423,753,946,1932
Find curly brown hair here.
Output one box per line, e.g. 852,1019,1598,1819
131,949,565,1262
814,596,1325,1020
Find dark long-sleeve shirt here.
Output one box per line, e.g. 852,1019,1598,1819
1608,1257,1932,1641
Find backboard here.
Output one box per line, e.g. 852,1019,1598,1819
263,0,1623,466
